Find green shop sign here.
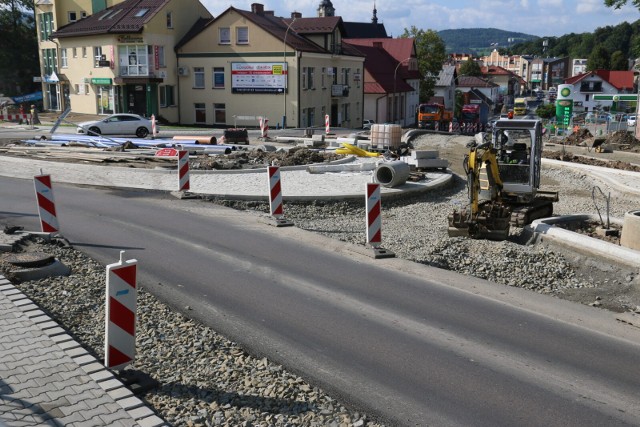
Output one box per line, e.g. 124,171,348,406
91,78,112,85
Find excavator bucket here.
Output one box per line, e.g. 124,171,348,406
448,202,512,241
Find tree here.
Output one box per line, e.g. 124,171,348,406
458,59,482,76
401,26,446,102
0,0,38,96
587,45,611,70
604,0,640,10
536,103,555,119
610,50,629,70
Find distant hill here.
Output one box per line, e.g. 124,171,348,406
438,28,539,55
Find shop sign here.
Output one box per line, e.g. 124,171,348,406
91,78,113,85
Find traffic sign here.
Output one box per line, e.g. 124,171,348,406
155,148,178,157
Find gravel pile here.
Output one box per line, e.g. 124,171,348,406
2,132,640,426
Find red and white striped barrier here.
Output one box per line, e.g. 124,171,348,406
366,183,382,247
33,174,59,233
449,121,453,133
325,114,330,134
268,166,284,218
105,251,137,371
259,117,269,138
0,114,30,121
151,114,157,138
178,150,190,191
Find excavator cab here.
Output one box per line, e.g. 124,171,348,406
448,134,512,240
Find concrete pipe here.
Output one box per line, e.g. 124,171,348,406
620,210,640,251
375,161,411,188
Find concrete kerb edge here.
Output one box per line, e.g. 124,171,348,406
525,214,640,270
542,158,640,196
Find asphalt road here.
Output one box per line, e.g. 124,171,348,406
2,176,640,426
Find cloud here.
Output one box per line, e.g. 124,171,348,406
576,0,602,14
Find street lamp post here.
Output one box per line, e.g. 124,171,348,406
392,57,412,124
282,18,296,129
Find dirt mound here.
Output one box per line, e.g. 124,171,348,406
192,146,343,170
543,150,640,172
564,128,592,146
562,129,640,153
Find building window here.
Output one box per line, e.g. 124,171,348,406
214,103,226,124
157,45,166,68
119,45,148,76
343,68,350,86
68,11,77,22
166,12,173,28
72,47,77,58
194,67,205,88
195,103,206,123
82,47,87,58
236,27,249,44
321,67,326,88
93,46,102,67
213,67,224,88
159,85,175,107
81,11,87,18
39,12,54,42
342,103,350,122
219,27,230,44
61,49,68,68
42,48,57,75
302,67,314,90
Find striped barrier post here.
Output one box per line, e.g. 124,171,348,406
325,114,330,134
262,118,269,138
0,114,30,121
105,250,137,371
365,183,395,258
178,150,190,191
33,173,59,233
151,114,157,138
449,121,453,133
366,183,382,248
267,166,293,227
268,166,284,218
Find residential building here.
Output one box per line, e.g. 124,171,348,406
345,37,421,126
530,57,570,91
564,70,635,112
35,0,127,112
456,75,500,113
481,65,524,108
48,0,212,122
479,49,533,92
430,64,457,112
572,59,587,77
176,4,365,128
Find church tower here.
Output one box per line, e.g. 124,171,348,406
317,0,335,17
372,2,378,24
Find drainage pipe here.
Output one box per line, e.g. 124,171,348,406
621,210,640,251
375,161,410,188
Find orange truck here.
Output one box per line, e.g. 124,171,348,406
417,103,454,130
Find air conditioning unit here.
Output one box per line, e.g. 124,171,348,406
178,66,189,76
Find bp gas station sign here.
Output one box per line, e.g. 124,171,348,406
555,84,573,129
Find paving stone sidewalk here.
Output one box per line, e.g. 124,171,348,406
0,267,166,426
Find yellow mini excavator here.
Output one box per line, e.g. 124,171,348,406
448,134,512,240
448,119,559,240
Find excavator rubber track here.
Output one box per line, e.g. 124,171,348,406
448,202,512,241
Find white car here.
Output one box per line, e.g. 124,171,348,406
628,115,637,126
363,119,375,130
77,113,156,138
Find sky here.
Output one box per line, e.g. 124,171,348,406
200,0,638,38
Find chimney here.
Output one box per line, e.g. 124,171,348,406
291,11,302,19
251,3,264,15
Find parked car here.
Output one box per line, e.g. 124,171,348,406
628,115,637,126
362,119,375,130
77,113,156,138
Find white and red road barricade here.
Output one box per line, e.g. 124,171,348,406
366,183,382,247
33,174,59,233
325,114,330,134
105,251,138,371
0,114,30,121
178,150,190,191
259,117,269,138
268,166,284,218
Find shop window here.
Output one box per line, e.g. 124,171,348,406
214,103,226,124
195,103,206,123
